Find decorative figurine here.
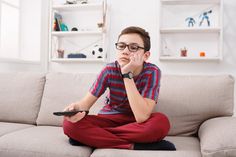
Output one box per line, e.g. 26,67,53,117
180,47,187,57
162,39,172,56
97,22,104,28
71,27,78,31
57,49,64,58
60,23,69,31
199,10,212,27
199,51,206,57
185,17,196,27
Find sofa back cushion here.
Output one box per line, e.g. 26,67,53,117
0,73,45,124
157,75,234,136
37,73,235,136
36,73,104,126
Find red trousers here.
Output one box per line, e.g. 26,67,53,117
63,112,170,149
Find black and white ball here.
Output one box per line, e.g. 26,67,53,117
91,45,103,58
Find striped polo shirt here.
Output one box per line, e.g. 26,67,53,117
89,61,161,115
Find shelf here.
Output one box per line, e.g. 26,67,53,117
49,0,108,64
159,56,222,61
160,28,221,33
159,0,223,62
51,58,106,63
51,30,103,37
52,3,103,11
160,27,221,33
161,0,221,5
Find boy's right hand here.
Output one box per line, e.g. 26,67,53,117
63,103,86,123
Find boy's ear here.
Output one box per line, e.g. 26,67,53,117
143,51,150,61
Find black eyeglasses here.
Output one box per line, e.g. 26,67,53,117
115,42,145,52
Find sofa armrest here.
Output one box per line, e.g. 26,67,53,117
198,117,236,157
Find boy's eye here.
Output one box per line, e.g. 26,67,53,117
117,44,126,49
129,45,139,51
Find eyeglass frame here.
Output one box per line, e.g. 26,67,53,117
115,42,145,52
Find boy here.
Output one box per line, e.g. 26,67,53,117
63,26,176,150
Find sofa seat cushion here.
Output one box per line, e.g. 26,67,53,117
157,75,234,136
0,126,92,157
91,136,201,157
0,122,34,137
0,72,45,124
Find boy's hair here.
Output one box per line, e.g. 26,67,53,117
118,26,150,51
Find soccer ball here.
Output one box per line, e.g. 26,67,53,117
91,45,103,58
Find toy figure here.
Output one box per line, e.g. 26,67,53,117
199,10,212,27
185,17,196,27
60,23,69,31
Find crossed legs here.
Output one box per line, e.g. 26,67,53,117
63,112,170,149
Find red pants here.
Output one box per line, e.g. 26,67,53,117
63,112,170,149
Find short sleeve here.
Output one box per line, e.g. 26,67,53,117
141,68,161,102
89,66,109,98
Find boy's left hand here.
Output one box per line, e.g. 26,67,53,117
121,52,144,74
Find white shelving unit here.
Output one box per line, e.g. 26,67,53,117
51,30,103,36
52,3,103,11
49,0,108,63
159,0,223,61
161,0,221,5
51,58,105,62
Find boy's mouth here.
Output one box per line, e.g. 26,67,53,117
119,57,129,61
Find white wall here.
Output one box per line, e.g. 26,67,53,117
20,0,41,61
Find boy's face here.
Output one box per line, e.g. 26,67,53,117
116,33,149,68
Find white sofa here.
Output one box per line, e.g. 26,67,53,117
0,72,235,157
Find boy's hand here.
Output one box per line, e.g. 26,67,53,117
121,52,144,74
63,103,86,123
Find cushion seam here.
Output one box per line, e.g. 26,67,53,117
203,147,236,154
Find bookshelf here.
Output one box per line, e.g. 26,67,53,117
49,0,108,62
159,0,223,61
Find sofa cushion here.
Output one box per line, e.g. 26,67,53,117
0,122,34,137
0,126,92,157
91,136,201,157
0,72,45,124
157,75,234,136
37,73,105,126
198,117,236,157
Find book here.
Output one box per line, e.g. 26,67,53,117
54,12,63,31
